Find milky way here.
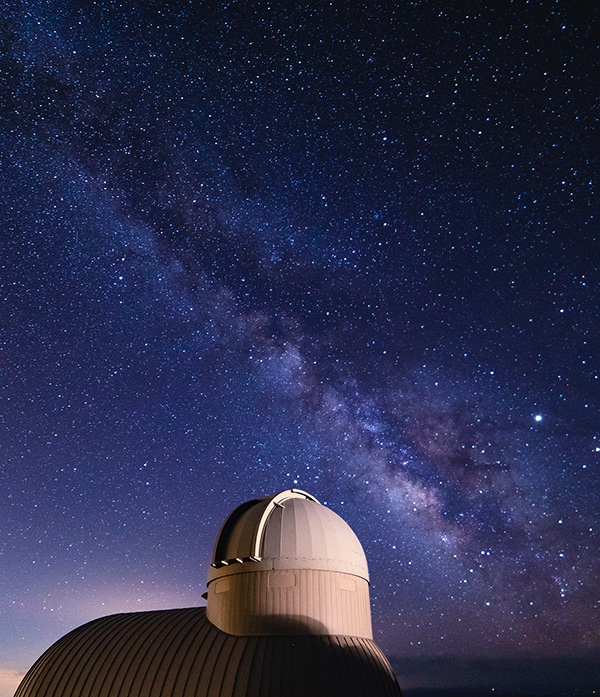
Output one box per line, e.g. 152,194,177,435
1,2,598,694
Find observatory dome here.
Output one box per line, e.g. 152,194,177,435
15,489,402,697
205,490,372,637
209,489,369,579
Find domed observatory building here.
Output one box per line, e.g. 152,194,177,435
16,490,402,697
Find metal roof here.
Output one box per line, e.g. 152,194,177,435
15,607,402,697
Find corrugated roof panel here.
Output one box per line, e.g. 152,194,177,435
248,634,266,697
351,635,385,695
16,608,402,697
81,613,137,695
215,634,243,697
177,614,216,695
144,607,199,694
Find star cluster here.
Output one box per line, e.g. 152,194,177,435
1,1,598,694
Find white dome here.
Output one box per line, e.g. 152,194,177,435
208,490,369,582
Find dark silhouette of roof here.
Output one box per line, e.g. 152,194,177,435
15,606,402,697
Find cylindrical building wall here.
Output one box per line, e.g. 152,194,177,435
207,568,372,637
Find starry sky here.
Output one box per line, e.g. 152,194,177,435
1,1,598,695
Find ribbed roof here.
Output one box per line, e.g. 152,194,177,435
15,607,402,697
209,489,369,581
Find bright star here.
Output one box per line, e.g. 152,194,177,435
534,414,543,422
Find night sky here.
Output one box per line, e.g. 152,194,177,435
1,1,598,695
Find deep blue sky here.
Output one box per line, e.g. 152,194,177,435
1,1,598,694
